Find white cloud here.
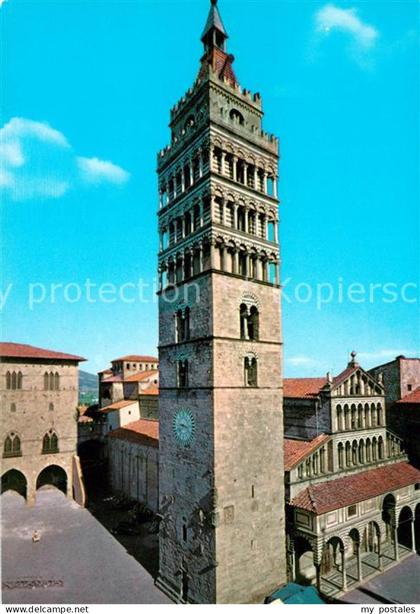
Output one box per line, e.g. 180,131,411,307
315,4,379,50
77,156,130,185
357,349,417,363
312,4,379,68
0,117,130,202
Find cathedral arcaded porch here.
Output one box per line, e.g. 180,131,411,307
319,544,414,600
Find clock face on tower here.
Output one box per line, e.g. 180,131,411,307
173,409,196,446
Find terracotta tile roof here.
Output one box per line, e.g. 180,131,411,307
140,383,159,396
124,369,158,383
108,419,159,448
283,378,327,399
332,366,357,388
112,355,158,363
284,435,330,471
397,387,420,405
0,342,85,362
98,400,137,414
101,374,123,383
291,461,420,514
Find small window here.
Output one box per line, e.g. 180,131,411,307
244,356,258,387
347,504,357,517
10,403,16,413
182,524,188,542
407,384,412,392
177,360,189,388
415,483,420,491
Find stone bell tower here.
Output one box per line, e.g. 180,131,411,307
156,0,285,603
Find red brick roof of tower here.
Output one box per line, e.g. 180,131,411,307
283,378,327,399
284,435,330,471
197,47,238,88
107,419,159,448
0,342,85,362
397,387,420,405
290,461,420,514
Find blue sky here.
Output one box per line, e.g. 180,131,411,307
1,0,418,376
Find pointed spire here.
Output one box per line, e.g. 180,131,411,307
201,0,228,50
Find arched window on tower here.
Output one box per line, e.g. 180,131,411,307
239,304,260,341
229,109,244,126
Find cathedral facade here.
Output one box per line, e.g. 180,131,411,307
156,0,285,604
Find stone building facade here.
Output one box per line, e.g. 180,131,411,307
0,342,85,505
368,356,420,463
107,419,159,512
392,388,420,463
283,354,420,599
156,0,285,604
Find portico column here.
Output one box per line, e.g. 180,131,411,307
232,156,237,182
394,525,399,561
254,166,258,189
200,199,204,227
244,207,249,233
410,518,416,552
233,250,239,275
219,245,225,271
315,563,321,592
198,151,203,178
274,220,279,243
378,537,383,571
173,173,177,199
263,172,268,194
189,160,194,185
181,216,185,239
340,547,347,592
233,204,238,229
178,256,184,283
199,245,204,273
181,169,185,193
243,162,248,185
221,198,226,226
190,209,195,233
263,215,268,239
210,196,216,221
356,543,363,582
273,176,278,199
210,242,216,269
